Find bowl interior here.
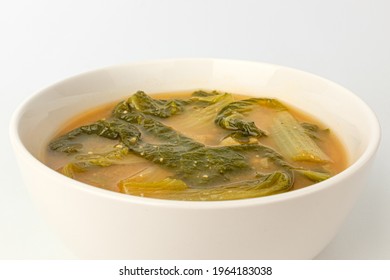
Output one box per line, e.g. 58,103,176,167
15,59,378,181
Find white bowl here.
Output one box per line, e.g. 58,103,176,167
10,59,380,259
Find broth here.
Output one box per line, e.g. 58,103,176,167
44,90,348,201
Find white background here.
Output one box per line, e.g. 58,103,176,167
1,0,389,259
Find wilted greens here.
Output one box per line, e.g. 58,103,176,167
47,90,342,201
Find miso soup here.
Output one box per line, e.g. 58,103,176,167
45,90,348,201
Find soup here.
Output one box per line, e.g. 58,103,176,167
45,90,347,201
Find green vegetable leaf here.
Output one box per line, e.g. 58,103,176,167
59,147,147,178
49,119,141,153
127,91,188,118
215,98,286,142
295,169,331,182
119,171,292,201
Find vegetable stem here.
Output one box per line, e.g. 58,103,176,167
271,111,331,163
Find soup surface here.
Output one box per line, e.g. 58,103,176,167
45,90,347,201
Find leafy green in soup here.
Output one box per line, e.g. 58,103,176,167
45,90,347,201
